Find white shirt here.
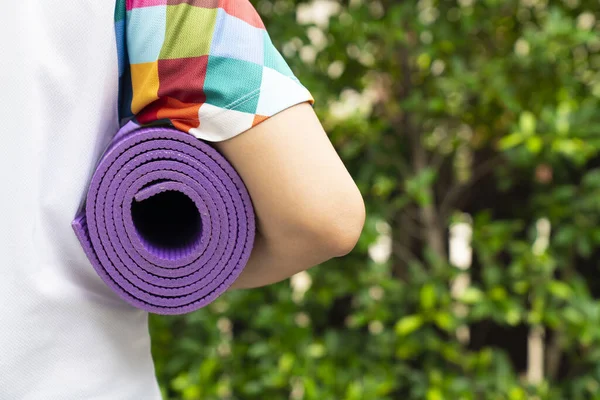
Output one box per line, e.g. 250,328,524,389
0,1,161,398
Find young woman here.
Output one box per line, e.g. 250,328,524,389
0,1,364,398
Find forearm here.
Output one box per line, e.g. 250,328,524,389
216,104,365,290
230,233,330,290
231,192,364,289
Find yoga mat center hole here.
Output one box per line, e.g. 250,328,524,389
131,190,202,253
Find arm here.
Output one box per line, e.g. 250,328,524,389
215,103,365,289
118,0,360,288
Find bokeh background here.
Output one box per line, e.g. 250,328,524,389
150,0,600,398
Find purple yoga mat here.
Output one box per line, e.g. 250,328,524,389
72,123,255,315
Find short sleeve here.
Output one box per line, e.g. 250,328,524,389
115,0,314,142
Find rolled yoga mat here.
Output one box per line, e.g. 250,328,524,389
72,122,255,315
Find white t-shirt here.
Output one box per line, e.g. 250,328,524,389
0,2,162,399
0,1,310,398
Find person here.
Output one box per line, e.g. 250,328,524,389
0,0,365,398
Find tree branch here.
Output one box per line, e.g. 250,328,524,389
440,154,504,219
392,240,419,265
546,251,575,379
396,210,423,240
397,42,446,260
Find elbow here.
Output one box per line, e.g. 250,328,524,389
305,187,365,258
330,200,366,257
264,181,365,264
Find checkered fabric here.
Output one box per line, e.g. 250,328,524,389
115,0,313,141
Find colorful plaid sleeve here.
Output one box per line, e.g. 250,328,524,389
114,0,314,141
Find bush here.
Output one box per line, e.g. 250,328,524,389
151,1,600,398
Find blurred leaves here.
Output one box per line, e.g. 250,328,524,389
151,0,600,399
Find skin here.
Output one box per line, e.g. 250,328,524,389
215,103,365,289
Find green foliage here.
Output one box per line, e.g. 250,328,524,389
151,0,600,398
